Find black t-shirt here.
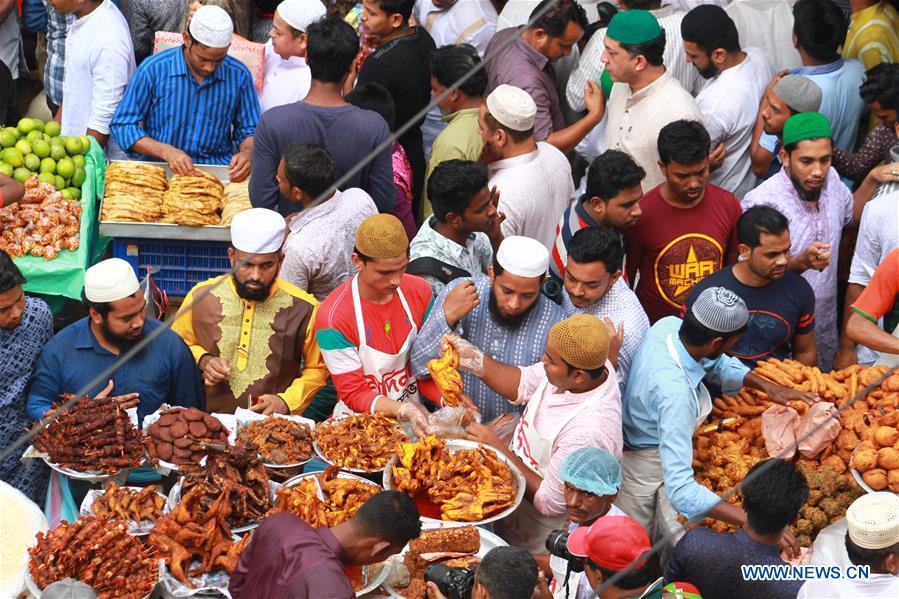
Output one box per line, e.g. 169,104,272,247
358,27,436,204
684,266,816,366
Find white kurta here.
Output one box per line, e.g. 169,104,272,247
258,40,311,113
61,0,136,136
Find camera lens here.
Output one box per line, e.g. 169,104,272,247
545,530,570,557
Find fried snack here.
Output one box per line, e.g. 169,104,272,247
391,436,516,522
181,446,272,528
888,469,899,493
148,483,251,588
0,176,81,260
877,447,899,470
92,482,165,523
874,426,899,447
409,526,480,555
428,340,464,407
33,393,144,474
274,466,379,527
102,162,168,222
851,447,879,472
397,526,480,598
316,413,408,470
862,468,889,491
145,407,229,467
236,417,313,465
161,170,224,226
29,516,157,598
220,180,251,225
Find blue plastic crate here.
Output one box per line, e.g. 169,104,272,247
113,238,231,297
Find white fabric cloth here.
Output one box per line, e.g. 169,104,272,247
496,236,550,278
0,10,20,79
84,258,140,303
798,575,899,598
414,0,497,57
277,0,326,32
849,187,899,288
230,208,287,254
567,5,703,113
61,0,136,136
725,0,802,71
487,84,537,131
497,0,604,30
698,47,774,199
259,40,311,113
662,0,728,11
489,142,576,250
189,5,233,48
604,73,704,192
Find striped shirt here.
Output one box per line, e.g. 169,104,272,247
550,197,598,281
42,0,74,107
410,276,563,422
110,46,261,165
843,2,899,69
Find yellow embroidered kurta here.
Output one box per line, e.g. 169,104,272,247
172,275,327,414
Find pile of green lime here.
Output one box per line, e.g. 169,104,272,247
0,118,89,200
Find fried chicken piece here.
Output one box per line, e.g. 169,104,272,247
428,340,464,407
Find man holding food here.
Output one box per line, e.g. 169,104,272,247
314,214,435,434
26,258,204,423
619,286,815,553
172,207,327,415
444,314,622,552
109,5,260,181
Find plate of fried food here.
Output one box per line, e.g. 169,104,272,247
149,484,251,594
314,412,409,473
234,408,315,468
276,466,381,528
80,482,167,536
143,406,236,473
384,437,524,526
383,525,506,599
167,446,278,534
27,515,161,599
101,161,168,223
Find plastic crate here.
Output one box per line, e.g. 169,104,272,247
113,238,230,297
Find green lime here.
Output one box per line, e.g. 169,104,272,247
14,140,31,156
72,154,85,169
44,120,61,138
55,175,66,190
38,171,56,185
39,157,56,174
16,118,36,135
3,127,21,140
0,162,12,176
23,153,40,172
32,140,50,158
71,167,85,187
64,137,82,156
13,167,31,183
49,143,66,161
26,130,42,144
1,147,23,168
0,130,15,148
79,136,91,154
65,187,81,200
56,157,75,179
32,120,44,133
60,188,74,199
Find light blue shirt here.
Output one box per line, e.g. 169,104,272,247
622,317,749,519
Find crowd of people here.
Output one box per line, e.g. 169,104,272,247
3,0,899,598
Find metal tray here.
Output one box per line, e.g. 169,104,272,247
166,477,280,534
314,414,408,474
382,439,526,527
98,160,233,241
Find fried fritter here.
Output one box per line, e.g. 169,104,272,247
316,413,408,470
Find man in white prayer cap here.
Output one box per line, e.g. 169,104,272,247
259,0,326,112
478,84,576,251
110,5,261,182
27,258,204,423
411,236,563,421
172,208,327,415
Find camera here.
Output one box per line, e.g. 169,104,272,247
424,563,476,599
546,530,584,573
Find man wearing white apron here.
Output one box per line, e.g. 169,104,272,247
315,214,434,435
619,287,814,554
846,247,899,368
448,313,623,552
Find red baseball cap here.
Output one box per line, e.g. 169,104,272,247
566,515,651,571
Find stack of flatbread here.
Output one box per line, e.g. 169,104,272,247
101,162,168,222
220,180,251,225
161,169,224,226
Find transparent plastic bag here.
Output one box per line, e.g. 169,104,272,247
430,406,481,439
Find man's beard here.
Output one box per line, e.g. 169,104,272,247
234,275,273,301
101,319,141,351
789,172,822,203
488,288,533,329
697,62,720,79
479,140,502,165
